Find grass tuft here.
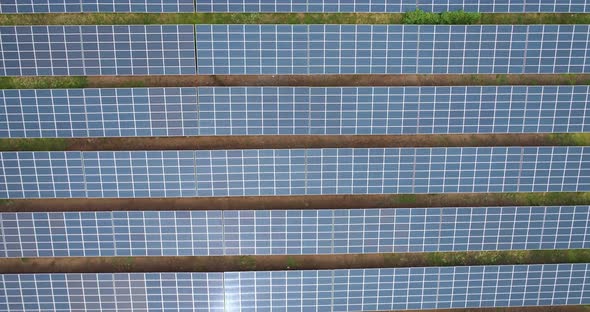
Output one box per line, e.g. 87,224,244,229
0,199,13,206
425,249,590,267
0,77,88,89
402,9,480,25
2,12,590,25
548,133,590,146
0,138,69,151
238,256,257,270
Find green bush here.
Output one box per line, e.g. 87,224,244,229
402,9,440,24
440,10,481,24
403,9,480,25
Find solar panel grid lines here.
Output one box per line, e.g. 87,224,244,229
196,24,590,75
1,206,590,257
3,265,590,311
1,147,589,198
0,25,197,76
0,88,200,138
194,0,590,12
0,0,195,13
2,0,590,12
0,272,225,311
3,86,590,138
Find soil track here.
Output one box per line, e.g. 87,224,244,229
86,74,590,87
0,250,580,274
6,133,570,151
2,192,585,212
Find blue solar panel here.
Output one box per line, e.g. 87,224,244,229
196,25,590,75
0,26,196,76
0,273,224,311
1,147,589,198
0,0,194,13
198,86,590,135
2,206,588,257
195,0,590,12
2,265,590,311
0,88,199,137
2,86,589,138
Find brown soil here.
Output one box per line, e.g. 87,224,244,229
86,74,590,87
0,251,571,274
35,134,562,151
1,192,583,212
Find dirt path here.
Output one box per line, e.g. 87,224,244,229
0,250,584,274
2,134,570,151
86,74,590,87
2,192,586,212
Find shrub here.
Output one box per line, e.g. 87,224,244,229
402,9,480,25
440,10,481,24
402,9,440,24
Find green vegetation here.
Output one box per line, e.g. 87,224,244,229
0,138,69,151
1,12,590,25
479,13,590,24
286,256,298,269
426,249,590,267
548,133,590,146
495,74,508,85
386,192,590,209
402,9,480,25
390,194,417,205
238,256,257,270
20,258,30,263
0,199,13,206
0,77,87,89
110,257,135,270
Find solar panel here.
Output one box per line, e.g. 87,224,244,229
194,0,590,12
0,26,196,76
0,273,224,311
0,88,199,137
3,86,588,138
2,265,589,311
196,25,590,75
198,86,590,135
2,206,588,257
0,0,194,13
1,147,589,198
226,265,590,310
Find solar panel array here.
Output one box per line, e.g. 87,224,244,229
0,26,196,76
2,86,589,138
195,0,590,12
196,25,590,75
2,264,590,311
0,0,194,13
1,147,588,199
198,86,590,135
2,0,589,13
2,25,589,76
0,88,199,137
0,272,224,312
1,206,589,257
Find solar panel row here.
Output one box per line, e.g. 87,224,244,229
198,0,590,12
1,147,588,199
2,0,589,13
196,25,590,75
0,26,196,76
0,0,194,13
2,264,590,311
1,206,589,258
0,88,199,137
2,86,589,138
2,25,590,76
